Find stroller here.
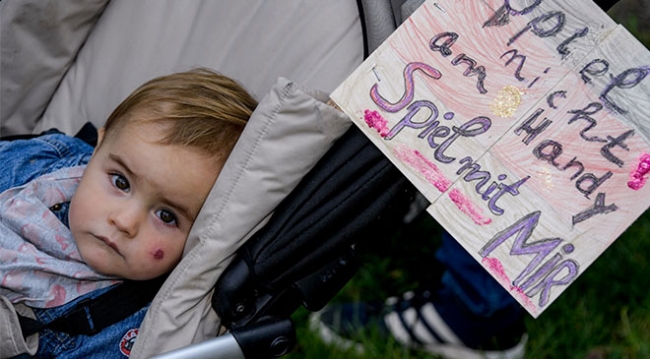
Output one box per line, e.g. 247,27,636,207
0,0,621,357
1,0,416,357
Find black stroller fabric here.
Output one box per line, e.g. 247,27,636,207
246,127,413,288
214,127,415,327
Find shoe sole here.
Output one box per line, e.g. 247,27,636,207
419,333,528,359
309,311,527,359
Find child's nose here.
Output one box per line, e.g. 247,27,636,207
109,204,141,238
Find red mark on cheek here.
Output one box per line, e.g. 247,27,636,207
628,153,650,190
153,249,164,260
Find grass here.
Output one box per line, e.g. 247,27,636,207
286,210,650,359
284,7,650,359
524,210,650,358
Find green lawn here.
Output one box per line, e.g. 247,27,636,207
525,209,650,358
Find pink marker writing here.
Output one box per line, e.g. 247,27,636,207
628,153,650,190
363,109,390,137
448,188,492,225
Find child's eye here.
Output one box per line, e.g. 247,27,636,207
110,174,130,192
156,209,177,225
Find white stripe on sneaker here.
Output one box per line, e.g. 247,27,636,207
408,307,439,345
385,310,419,346
384,301,465,349
420,302,464,345
384,305,450,347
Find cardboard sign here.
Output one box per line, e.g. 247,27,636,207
330,0,650,317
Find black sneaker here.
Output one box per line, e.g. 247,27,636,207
311,289,527,359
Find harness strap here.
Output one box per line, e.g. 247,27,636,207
18,276,165,338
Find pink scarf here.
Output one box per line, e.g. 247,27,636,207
0,166,120,308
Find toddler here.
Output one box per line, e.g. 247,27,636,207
0,68,257,358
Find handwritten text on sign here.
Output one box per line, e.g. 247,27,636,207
331,0,650,317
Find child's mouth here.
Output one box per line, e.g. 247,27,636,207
96,235,122,255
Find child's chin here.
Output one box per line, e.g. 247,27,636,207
88,262,119,277
79,249,120,277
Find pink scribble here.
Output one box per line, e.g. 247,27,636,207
628,153,650,190
483,257,509,283
363,109,390,137
448,188,492,225
392,145,491,225
392,145,451,192
482,257,536,314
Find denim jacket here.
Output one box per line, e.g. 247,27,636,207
0,130,93,193
1,131,148,358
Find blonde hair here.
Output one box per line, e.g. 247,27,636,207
103,68,257,166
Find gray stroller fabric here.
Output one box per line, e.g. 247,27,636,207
0,0,430,356
130,78,351,357
360,0,425,53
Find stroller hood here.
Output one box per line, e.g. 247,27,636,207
131,78,351,357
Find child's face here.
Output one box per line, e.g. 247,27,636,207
69,123,220,280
